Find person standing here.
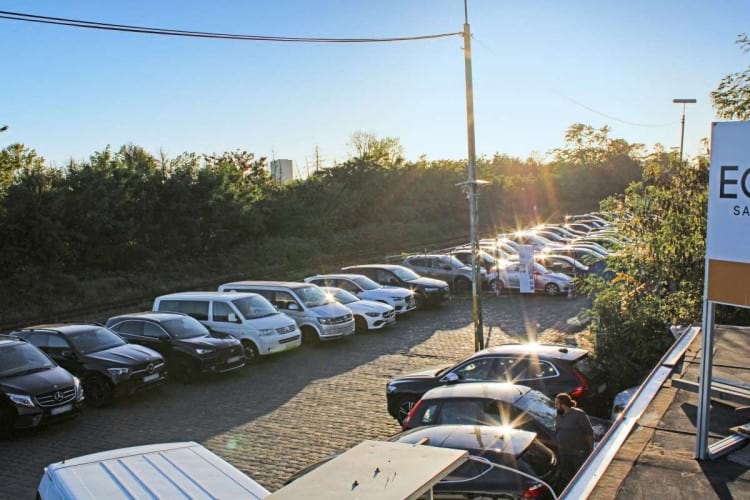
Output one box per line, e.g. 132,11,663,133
554,392,594,488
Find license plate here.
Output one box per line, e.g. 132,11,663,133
227,355,242,364
50,403,72,416
143,373,160,383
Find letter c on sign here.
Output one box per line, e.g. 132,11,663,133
742,168,750,198
720,166,739,199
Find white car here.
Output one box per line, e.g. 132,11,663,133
320,287,396,332
304,274,416,314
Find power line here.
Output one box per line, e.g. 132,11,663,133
0,10,461,43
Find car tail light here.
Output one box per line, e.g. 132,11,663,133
522,483,546,498
571,368,589,399
401,399,423,430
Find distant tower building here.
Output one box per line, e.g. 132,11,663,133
269,159,295,184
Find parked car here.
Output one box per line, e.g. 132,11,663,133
106,312,245,380
319,287,395,332
403,254,486,292
11,324,165,407
286,425,557,500
402,383,610,451
37,442,270,500
153,292,301,359
386,343,593,422
304,273,415,314
503,231,563,251
498,260,574,296
0,335,84,437
341,264,450,308
217,282,355,345
450,249,498,273
534,254,589,278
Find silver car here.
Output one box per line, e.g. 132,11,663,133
496,259,574,296
402,254,485,292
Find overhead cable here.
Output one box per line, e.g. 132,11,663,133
0,10,461,43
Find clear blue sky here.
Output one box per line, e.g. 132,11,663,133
1,0,748,172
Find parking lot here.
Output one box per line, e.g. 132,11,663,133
0,294,588,499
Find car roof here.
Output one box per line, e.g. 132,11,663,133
0,335,26,347
394,425,536,457
342,264,407,271
16,323,104,336
308,273,368,281
43,442,269,499
422,383,530,403
107,312,186,323
474,343,588,362
156,291,259,300
220,281,311,289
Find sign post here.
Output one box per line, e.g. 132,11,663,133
696,121,750,459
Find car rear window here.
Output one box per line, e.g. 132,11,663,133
518,439,556,478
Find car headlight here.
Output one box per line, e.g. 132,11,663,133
195,348,215,355
386,383,398,394
424,287,438,292
73,376,84,401
390,296,405,301
8,393,35,408
257,329,276,336
107,367,131,379
365,312,380,318
318,317,334,325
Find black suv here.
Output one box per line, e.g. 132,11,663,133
341,264,450,307
386,343,596,422
11,324,166,407
106,312,245,381
0,335,84,436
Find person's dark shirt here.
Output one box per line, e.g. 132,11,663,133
555,407,594,455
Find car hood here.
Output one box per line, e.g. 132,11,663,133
244,313,297,329
176,335,239,350
548,272,573,282
86,343,162,367
348,300,393,314
0,366,75,396
405,277,450,288
392,364,452,382
368,287,411,299
309,302,352,318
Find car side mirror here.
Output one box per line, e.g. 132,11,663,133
228,313,238,323
288,303,300,311
441,372,459,384
159,334,171,343
61,350,76,360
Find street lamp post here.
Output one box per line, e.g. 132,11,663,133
673,98,697,163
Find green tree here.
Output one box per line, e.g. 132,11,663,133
348,131,405,166
711,34,750,120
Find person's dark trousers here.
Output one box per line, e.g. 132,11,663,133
556,452,587,491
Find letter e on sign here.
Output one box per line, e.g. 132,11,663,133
706,121,750,307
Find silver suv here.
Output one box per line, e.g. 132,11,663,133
402,254,485,292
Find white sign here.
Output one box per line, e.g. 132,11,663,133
706,121,750,263
519,245,535,294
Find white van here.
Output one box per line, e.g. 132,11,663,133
152,291,301,361
37,442,269,499
217,281,355,345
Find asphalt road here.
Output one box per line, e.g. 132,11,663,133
0,294,588,498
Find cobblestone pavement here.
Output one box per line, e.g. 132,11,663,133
0,294,589,498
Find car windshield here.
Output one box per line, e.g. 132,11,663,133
353,276,380,290
331,289,359,304
233,296,278,319
393,267,419,281
0,342,55,378
296,286,332,308
445,256,466,268
515,390,557,431
161,316,209,339
534,263,550,274
67,327,126,355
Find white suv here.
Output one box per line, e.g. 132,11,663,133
304,274,416,315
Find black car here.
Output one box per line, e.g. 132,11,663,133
341,264,450,307
0,335,84,436
386,343,596,422
286,425,557,499
402,382,610,452
11,324,166,407
106,312,245,381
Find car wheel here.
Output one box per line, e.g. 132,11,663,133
301,326,320,346
545,283,560,296
397,398,417,423
242,340,260,364
454,277,471,293
354,316,368,333
0,404,14,439
83,374,114,408
172,356,199,382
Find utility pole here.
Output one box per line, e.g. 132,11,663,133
461,0,485,352
673,98,696,163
